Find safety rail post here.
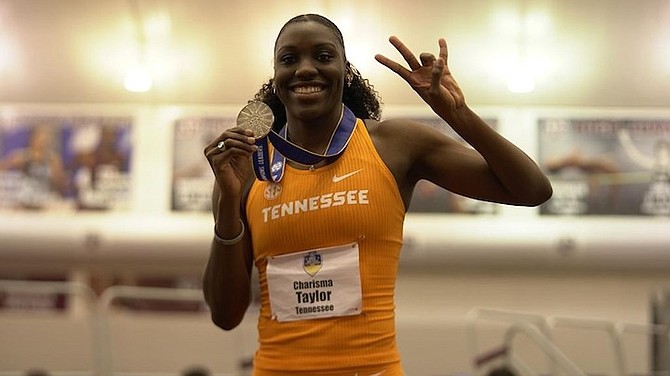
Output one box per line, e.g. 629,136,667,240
547,315,625,376
96,285,207,376
616,321,670,376
503,321,587,376
466,307,555,375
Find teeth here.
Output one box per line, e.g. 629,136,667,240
293,86,322,94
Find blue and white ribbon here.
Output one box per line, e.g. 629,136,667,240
251,105,357,182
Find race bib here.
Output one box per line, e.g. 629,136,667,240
266,242,362,322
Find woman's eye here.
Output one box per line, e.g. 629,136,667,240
317,53,334,62
279,55,296,64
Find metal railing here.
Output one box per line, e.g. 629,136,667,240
503,321,587,376
0,279,99,375
96,285,208,376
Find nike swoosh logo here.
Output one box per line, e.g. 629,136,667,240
332,169,363,183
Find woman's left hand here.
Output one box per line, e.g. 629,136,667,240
375,36,465,115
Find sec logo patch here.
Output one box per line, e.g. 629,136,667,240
264,183,282,200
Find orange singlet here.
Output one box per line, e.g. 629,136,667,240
246,119,406,375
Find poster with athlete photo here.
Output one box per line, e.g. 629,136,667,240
171,117,235,211
0,115,133,211
406,116,499,214
538,118,670,216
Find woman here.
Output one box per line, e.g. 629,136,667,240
203,13,552,376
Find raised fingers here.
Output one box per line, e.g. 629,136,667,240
388,36,421,70
374,53,411,80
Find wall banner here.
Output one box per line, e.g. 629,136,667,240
0,115,133,211
538,118,670,216
172,117,235,211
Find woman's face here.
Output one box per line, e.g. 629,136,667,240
273,21,346,121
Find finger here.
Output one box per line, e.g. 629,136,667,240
205,141,224,158
430,58,445,96
206,142,257,161
205,139,234,158
211,128,255,148
224,137,258,153
204,131,257,158
375,54,412,81
438,38,449,71
419,53,436,67
388,36,421,70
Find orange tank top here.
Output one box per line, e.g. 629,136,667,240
245,119,406,375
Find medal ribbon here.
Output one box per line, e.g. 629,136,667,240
251,105,357,182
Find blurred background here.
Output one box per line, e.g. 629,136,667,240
1,0,670,375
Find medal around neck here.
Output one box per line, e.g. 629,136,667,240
237,101,274,138
250,104,357,183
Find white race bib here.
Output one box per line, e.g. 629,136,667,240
266,242,362,322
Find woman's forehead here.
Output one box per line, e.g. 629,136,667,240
275,21,343,51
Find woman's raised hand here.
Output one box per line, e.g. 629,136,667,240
204,128,257,194
375,36,465,115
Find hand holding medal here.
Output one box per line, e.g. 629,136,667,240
206,101,273,164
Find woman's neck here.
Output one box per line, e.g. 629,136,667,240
285,105,343,154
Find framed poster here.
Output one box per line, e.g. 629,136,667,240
171,117,235,211
0,115,133,211
538,118,670,216
405,116,499,214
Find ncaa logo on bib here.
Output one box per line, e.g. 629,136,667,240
303,251,322,277
264,183,282,200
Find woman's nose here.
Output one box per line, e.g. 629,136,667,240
295,59,318,78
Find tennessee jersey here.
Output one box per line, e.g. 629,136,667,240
245,119,406,375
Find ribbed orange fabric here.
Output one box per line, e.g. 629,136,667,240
245,119,406,375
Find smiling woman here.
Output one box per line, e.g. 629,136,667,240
201,13,551,376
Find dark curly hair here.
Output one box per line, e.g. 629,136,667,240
252,13,383,129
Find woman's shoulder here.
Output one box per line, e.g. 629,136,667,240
363,117,431,165
366,117,412,135
365,117,446,143
362,117,440,201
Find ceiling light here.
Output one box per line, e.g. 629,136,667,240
506,63,536,93
124,64,152,92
